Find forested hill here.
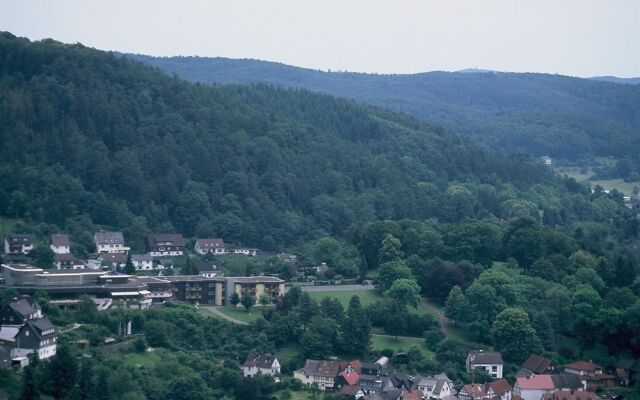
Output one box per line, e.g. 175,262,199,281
0,33,634,252
127,54,640,161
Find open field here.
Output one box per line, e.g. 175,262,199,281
219,254,274,276
308,289,380,307
124,349,166,367
210,306,267,323
557,166,638,195
370,334,433,355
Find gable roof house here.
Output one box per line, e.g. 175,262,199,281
414,373,454,400
131,254,154,271
514,374,583,400
615,358,640,386
146,234,185,256
194,239,227,255
466,351,504,379
0,297,42,326
194,260,223,277
564,361,615,390
242,353,280,377
519,355,559,377
485,379,512,400
54,253,85,270
94,232,129,254
0,296,57,361
294,359,346,390
514,375,556,400
4,234,35,255
542,391,598,400
49,234,70,255
98,253,127,268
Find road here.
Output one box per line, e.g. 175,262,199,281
422,299,449,335
200,307,248,325
297,284,374,292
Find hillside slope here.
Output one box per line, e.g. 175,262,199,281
0,33,632,252
128,54,640,161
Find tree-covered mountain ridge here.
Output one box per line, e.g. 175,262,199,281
126,53,640,161
0,32,634,251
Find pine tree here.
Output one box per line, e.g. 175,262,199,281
445,285,467,324
19,354,40,400
181,256,198,275
124,254,136,275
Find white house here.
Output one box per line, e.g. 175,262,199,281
415,373,454,399
94,232,130,254
233,248,258,256
50,234,70,254
466,351,504,379
4,234,35,255
194,239,227,255
131,254,154,271
514,375,556,400
242,353,280,377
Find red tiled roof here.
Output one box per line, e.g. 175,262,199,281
488,379,512,394
565,361,601,371
516,375,555,390
340,370,360,386
340,385,361,396
522,355,553,374
400,389,424,400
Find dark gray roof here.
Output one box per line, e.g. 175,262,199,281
94,232,125,245
100,253,127,263
132,254,153,262
9,298,39,317
522,355,553,374
54,253,75,262
551,373,583,390
194,261,218,272
243,353,278,369
387,372,415,389
468,351,503,365
26,317,56,339
5,234,34,244
147,234,185,247
50,234,70,246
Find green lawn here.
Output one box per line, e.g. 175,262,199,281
557,164,638,195
275,390,317,400
219,254,274,276
308,289,381,307
370,334,433,356
124,349,166,367
216,306,267,323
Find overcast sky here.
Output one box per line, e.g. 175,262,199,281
1,0,639,77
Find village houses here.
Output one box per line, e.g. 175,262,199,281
466,351,504,379
94,232,129,254
4,234,35,255
242,353,280,377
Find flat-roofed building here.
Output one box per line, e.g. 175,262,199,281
227,276,285,306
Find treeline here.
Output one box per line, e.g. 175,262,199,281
0,32,578,252
128,54,640,161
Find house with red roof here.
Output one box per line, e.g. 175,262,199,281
542,391,598,400
564,360,615,390
514,375,556,400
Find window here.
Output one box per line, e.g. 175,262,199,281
492,366,498,372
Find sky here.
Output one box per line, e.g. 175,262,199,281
1,0,639,78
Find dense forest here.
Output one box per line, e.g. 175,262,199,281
1,32,640,400
0,31,613,252
127,54,640,162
